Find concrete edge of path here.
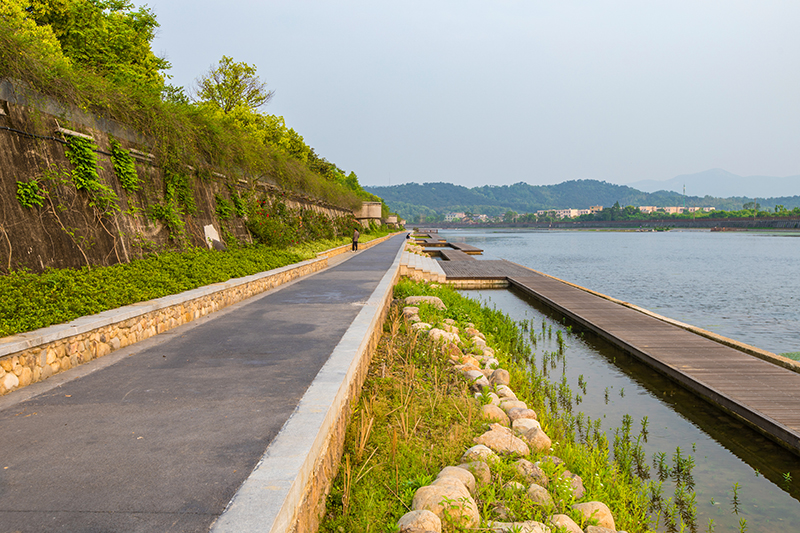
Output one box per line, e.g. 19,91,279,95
0,234,396,399
210,236,405,533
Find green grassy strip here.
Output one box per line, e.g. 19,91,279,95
0,231,392,338
321,279,653,532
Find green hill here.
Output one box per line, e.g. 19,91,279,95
365,180,800,221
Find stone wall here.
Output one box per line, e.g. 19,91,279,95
0,80,356,273
0,233,396,397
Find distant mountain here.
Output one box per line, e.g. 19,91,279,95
365,179,800,221
626,169,800,198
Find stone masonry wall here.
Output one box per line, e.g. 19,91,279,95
0,233,396,397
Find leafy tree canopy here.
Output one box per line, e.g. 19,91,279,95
25,0,169,93
1,0,67,65
195,55,274,114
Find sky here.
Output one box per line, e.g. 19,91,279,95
149,0,800,189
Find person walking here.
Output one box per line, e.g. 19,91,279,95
352,228,360,251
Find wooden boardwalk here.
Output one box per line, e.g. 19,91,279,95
449,242,484,254
437,256,800,454
439,249,476,261
439,259,532,279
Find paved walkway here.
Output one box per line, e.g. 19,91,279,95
0,235,404,533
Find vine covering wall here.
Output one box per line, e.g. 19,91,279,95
0,86,354,274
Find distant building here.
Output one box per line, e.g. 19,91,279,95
444,212,465,222
639,206,657,214
589,205,604,213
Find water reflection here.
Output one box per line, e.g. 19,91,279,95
462,288,800,533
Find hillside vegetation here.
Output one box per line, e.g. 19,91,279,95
366,180,800,221
0,0,381,210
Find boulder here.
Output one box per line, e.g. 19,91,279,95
398,509,442,533
461,444,498,464
559,470,585,499
437,466,476,495
443,318,456,325
495,385,517,399
405,296,447,310
586,527,617,533
512,418,541,434
428,328,461,344
402,306,420,319
549,514,582,533
482,404,511,426
503,481,526,491
490,368,510,386
484,358,501,369
411,322,432,331
572,502,615,530
472,336,488,349
506,407,538,422
526,483,555,508
440,323,460,334
412,482,479,528
463,370,490,391
514,459,549,486
465,327,485,340
500,399,528,412
539,455,565,468
462,355,482,368
487,521,550,533
458,461,492,484
442,342,464,361
454,363,481,373
482,347,496,358
475,423,531,456
523,427,553,453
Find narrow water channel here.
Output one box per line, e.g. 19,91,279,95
461,288,800,533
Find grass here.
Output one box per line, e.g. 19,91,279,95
321,279,656,532
0,230,393,338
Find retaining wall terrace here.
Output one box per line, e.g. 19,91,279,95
0,79,355,273
0,234,394,397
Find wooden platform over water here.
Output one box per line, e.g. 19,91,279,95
449,242,483,254
437,255,800,454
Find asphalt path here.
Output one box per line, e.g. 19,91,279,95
0,235,403,533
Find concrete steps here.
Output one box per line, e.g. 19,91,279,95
400,250,447,283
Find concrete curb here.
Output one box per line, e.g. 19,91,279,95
211,237,404,533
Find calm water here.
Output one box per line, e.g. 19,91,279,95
444,229,800,532
444,229,800,355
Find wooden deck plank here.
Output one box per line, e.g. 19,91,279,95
439,249,477,261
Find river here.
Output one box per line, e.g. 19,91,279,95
438,228,800,533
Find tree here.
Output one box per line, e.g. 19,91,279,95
26,0,169,92
195,55,273,114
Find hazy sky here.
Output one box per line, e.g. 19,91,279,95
150,0,800,188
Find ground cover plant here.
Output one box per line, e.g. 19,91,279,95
0,230,392,338
321,279,663,532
